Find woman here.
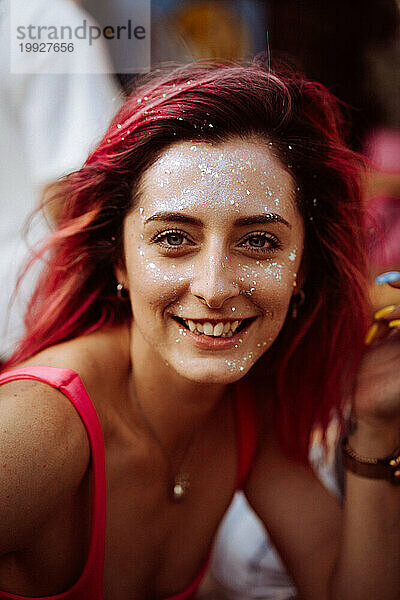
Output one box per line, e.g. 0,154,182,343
0,59,399,600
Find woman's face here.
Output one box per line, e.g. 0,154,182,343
118,138,305,384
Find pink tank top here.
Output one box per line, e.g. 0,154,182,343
0,366,256,600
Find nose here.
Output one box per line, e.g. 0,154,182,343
190,253,240,309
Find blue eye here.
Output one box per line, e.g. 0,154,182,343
152,228,194,251
248,235,267,247
165,232,184,246
239,232,282,252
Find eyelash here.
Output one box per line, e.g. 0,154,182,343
151,228,282,254
238,231,283,252
151,228,194,252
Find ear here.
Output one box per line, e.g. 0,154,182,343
114,261,128,289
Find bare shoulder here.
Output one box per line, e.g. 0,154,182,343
0,377,90,555
17,324,131,403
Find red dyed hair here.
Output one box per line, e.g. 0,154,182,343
4,58,370,462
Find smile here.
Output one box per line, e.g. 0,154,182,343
172,317,255,338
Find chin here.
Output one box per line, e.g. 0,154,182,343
177,361,253,386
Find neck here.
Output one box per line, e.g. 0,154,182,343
129,329,230,453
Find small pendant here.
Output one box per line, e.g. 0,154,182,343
173,473,189,501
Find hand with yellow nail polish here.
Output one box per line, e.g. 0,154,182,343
354,281,400,428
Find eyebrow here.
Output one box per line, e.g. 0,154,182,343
144,212,291,229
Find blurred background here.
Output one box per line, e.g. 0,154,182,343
1,1,399,597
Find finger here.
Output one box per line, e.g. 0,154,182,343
365,314,400,345
375,271,400,288
374,304,400,322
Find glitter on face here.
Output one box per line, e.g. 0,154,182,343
120,138,304,384
288,246,297,262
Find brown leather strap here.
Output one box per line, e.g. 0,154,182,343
342,438,400,485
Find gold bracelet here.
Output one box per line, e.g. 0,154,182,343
342,438,400,485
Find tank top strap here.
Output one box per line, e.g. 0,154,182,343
0,366,106,599
234,380,257,489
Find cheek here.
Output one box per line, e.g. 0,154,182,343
125,246,191,308
237,260,296,316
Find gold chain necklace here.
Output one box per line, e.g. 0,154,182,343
133,389,202,501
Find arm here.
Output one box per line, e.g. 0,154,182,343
245,422,400,600
244,427,342,600
0,379,90,555
245,299,400,600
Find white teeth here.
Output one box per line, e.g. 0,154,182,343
202,322,214,336
213,322,224,336
180,317,246,337
231,320,239,333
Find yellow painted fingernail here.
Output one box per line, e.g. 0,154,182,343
374,305,396,320
365,323,378,345
388,319,400,328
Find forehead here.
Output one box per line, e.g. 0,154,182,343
139,138,297,218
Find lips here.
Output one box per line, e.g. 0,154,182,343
171,316,255,338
